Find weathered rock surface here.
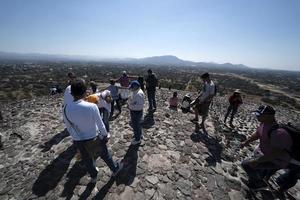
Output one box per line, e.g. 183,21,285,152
0,89,299,199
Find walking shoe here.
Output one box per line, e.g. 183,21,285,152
112,161,124,177
107,133,111,139
131,138,141,145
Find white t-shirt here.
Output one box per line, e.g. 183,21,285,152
63,85,73,106
63,99,107,141
199,80,215,103
128,89,145,111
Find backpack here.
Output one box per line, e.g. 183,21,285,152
268,122,300,161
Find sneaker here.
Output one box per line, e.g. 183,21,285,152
90,167,99,183
131,138,141,145
112,161,124,177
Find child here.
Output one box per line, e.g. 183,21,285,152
181,94,192,113
107,79,121,118
97,90,112,138
169,91,179,109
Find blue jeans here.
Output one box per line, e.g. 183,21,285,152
241,158,281,184
100,108,110,132
147,90,156,110
224,105,238,124
74,137,117,178
130,110,143,141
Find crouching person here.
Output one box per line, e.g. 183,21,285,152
128,81,145,145
240,105,292,190
63,78,123,183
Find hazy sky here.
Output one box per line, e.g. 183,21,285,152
0,0,300,70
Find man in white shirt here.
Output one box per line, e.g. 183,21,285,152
63,72,76,107
128,80,145,145
191,72,215,129
63,78,123,183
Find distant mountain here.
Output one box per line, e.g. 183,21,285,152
0,51,249,69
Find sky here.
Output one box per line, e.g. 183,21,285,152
0,0,300,71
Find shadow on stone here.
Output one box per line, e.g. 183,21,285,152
39,129,69,152
78,182,96,200
93,177,115,200
61,161,87,198
32,144,76,197
190,123,222,167
142,111,155,129
115,145,140,186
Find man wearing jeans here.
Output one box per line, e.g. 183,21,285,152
240,105,292,190
145,69,158,111
63,78,123,183
128,81,145,145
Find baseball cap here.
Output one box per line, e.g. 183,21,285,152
129,80,140,89
252,105,275,117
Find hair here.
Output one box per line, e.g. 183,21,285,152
67,72,76,79
90,81,97,93
147,69,152,73
200,72,209,79
110,79,115,85
173,91,178,97
71,78,87,97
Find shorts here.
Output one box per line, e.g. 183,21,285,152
195,101,211,117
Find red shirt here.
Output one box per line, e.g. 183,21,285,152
228,95,243,108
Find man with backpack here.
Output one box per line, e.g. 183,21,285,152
190,72,216,129
240,105,295,190
145,69,158,111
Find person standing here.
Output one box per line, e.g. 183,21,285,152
63,78,123,183
97,90,112,138
224,89,243,127
145,69,158,111
107,79,121,118
190,72,215,129
128,81,145,145
63,72,76,107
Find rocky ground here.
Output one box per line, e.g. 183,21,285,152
0,88,300,200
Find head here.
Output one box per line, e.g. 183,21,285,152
253,105,276,123
173,91,178,98
233,89,241,96
71,78,87,99
101,90,112,103
200,72,210,82
147,69,152,75
122,71,127,76
110,79,115,85
129,80,140,91
67,72,76,84
89,81,97,94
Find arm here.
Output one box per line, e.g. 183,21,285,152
93,105,108,137
241,131,259,148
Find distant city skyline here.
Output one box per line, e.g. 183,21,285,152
0,0,299,71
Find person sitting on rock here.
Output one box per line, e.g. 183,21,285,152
97,90,112,138
128,80,145,145
63,78,123,183
190,72,216,129
106,79,121,119
240,105,293,190
224,89,243,127
169,91,179,109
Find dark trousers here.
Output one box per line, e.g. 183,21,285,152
130,110,143,141
241,158,281,184
74,138,117,178
224,105,238,124
147,90,156,110
276,163,300,190
111,99,121,116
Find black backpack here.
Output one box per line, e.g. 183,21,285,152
268,123,300,161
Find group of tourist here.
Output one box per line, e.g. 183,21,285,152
62,70,299,193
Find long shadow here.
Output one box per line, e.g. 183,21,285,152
39,129,69,152
142,111,155,129
61,161,87,199
32,144,76,197
93,145,140,200
190,123,222,167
